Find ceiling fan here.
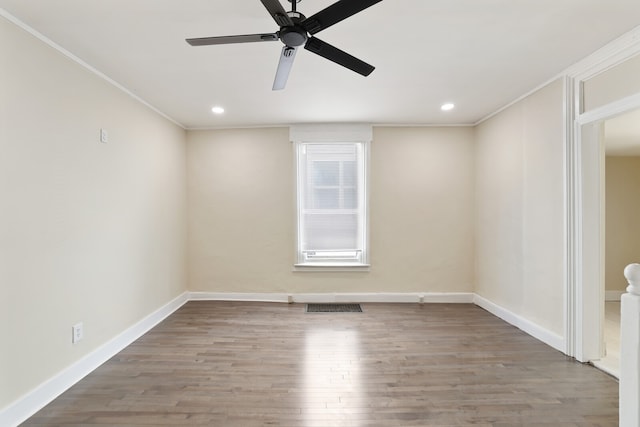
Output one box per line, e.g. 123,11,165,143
186,0,383,90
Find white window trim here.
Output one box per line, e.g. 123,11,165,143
291,124,371,270
290,124,373,143
292,264,371,272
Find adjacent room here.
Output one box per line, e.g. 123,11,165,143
597,108,640,378
2,1,640,425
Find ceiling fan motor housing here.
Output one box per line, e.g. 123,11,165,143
279,11,307,47
280,26,307,46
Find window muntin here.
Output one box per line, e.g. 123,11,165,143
296,142,368,266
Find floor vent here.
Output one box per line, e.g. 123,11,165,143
306,303,363,313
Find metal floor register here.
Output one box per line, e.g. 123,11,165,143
305,303,363,313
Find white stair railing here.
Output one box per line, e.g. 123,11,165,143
621,263,640,426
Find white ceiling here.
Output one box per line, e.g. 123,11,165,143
2,0,640,129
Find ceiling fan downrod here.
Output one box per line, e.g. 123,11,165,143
288,0,301,12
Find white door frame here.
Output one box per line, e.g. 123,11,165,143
563,27,640,361
568,90,640,362
570,111,606,363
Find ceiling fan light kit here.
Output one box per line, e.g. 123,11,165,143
186,0,383,90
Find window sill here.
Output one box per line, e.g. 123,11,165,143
293,263,371,272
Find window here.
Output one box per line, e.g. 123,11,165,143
295,141,369,266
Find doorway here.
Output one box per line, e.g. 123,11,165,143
588,108,640,377
572,100,640,371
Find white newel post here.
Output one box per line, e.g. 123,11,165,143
621,263,640,426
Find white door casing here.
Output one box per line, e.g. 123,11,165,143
569,92,640,362
564,28,640,362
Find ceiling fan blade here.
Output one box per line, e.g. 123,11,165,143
260,0,294,27
304,37,374,76
301,0,383,35
273,46,298,90
186,33,278,46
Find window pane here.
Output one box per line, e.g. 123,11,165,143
313,161,339,186
313,189,339,209
343,161,357,187
343,188,357,209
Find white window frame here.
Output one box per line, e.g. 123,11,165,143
291,125,371,270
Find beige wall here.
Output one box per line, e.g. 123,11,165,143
0,17,187,409
475,79,565,336
583,54,640,112
187,126,475,293
605,156,640,292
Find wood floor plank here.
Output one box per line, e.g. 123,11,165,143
22,302,618,426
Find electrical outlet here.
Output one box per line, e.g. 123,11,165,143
99,128,108,143
72,322,83,344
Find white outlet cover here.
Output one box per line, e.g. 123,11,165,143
99,128,108,143
72,322,83,343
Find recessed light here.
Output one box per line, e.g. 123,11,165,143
441,103,455,111
211,106,225,114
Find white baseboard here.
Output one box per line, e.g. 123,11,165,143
473,294,565,353
419,292,475,303
189,292,290,303
189,292,474,304
591,359,619,379
605,290,625,301
0,292,189,427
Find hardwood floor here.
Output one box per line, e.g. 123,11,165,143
23,302,619,426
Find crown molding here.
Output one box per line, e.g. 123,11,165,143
0,9,185,129
476,24,640,126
